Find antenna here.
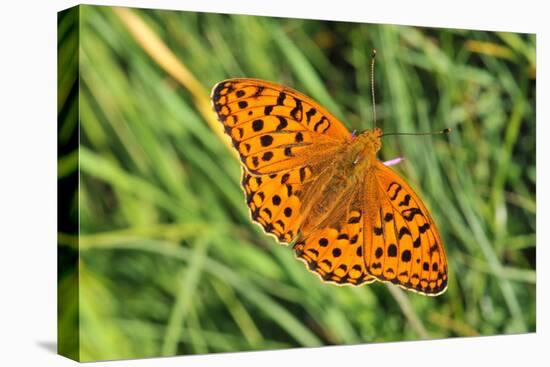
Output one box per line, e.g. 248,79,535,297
371,49,377,128
380,127,452,137
368,48,450,140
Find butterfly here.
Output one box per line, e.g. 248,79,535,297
211,78,448,295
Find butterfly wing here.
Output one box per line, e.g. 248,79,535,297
364,161,448,295
293,183,376,286
213,78,351,244
211,79,351,175
241,169,305,243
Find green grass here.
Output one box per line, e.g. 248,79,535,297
58,5,536,361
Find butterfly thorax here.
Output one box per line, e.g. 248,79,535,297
345,128,382,178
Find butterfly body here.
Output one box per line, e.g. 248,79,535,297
211,78,448,295
298,129,381,232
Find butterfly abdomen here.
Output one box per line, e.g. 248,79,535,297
297,167,345,231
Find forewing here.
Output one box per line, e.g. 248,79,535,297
211,78,351,175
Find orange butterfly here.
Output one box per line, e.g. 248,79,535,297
211,78,448,296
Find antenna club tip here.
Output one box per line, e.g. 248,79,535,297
443,127,452,134
372,49,377,57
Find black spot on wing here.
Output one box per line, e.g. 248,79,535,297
252,119,264,131
402,207,423,221
306,107,316,122
276,116,288,130
419,223,431,233
260,135,273,147
277,92,286,105
398,227,411,239
399,194,411,207
389,183,402,200
290,98,303,121
254,86,265,97
313,117,330,133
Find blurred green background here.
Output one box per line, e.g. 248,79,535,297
57,5,536,362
